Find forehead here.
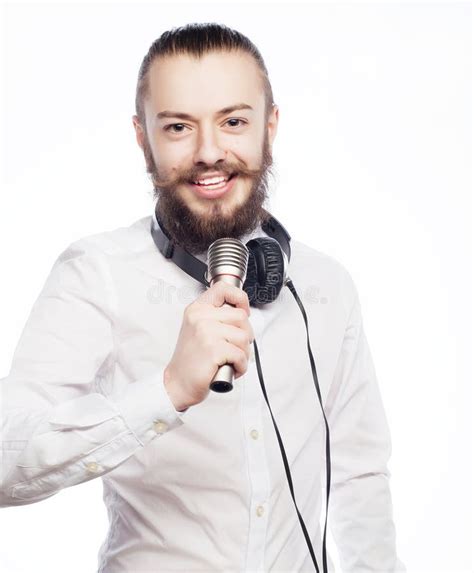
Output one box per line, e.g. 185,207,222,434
146,50,265,115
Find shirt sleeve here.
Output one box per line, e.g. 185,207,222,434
0,239,186,507
324,280,406,572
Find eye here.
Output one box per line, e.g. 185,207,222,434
164,123,188,134
225,118,247,128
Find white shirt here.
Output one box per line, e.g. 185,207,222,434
0,210,405,572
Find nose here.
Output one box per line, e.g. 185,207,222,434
193,125,227,166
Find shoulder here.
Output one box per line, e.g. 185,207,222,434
56,216,153,263
289,238,359,316
45,216,154,295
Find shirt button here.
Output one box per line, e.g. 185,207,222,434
250,429,259,440
256,505,265,517
153,420,168,434
86,461,100,473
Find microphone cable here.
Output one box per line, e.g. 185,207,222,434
253,277,331,573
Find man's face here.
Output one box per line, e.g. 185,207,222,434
132,50,279,254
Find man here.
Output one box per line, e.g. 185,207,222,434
0,23,405,572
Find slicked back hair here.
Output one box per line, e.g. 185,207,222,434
135,23,274,126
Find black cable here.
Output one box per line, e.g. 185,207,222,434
286,278,331,573
254,338,321,573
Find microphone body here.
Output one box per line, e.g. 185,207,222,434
207,238,249,393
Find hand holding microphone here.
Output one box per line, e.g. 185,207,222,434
207,238,250,393
163,239,253,411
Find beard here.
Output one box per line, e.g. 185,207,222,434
142,129,275,254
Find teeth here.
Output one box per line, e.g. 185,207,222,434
194,175,229,186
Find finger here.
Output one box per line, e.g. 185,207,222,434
209,306,254,342
216,323,252,358
197,282,250,315
216,341,248,378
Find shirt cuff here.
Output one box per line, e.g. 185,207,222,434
112,369,187,446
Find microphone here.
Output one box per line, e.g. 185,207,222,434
206,238,249,393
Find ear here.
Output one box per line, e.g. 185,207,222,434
267,104,279,150
132,115,146,151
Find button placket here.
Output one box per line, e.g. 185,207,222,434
242,308,270,571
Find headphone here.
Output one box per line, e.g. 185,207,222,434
151,207,330,573
151,208,291,307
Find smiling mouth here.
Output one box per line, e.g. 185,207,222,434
188,173,236,189
187,173,238,199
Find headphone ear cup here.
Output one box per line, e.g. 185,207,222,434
244,238,286,306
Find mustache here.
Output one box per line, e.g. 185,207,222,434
150,162,268,189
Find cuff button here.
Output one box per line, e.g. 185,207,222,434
86,461,100,473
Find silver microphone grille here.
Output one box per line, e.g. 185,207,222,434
207,238,249,285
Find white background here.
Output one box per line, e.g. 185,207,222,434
0,1,472,572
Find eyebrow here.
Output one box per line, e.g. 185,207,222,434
156,103,254,121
